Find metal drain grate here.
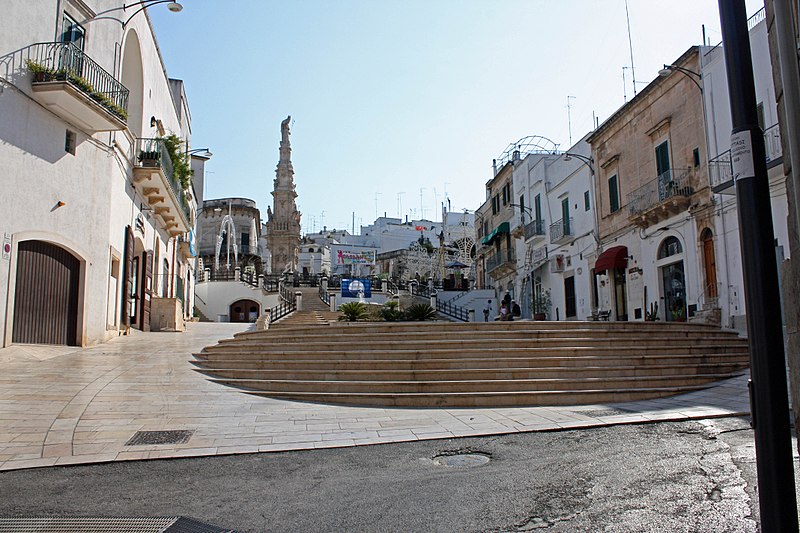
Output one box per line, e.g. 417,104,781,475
0,516,236,532
125,430,194,446
572,408,630,418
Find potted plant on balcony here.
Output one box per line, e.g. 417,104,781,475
533,289,551,321
25,59,56,83
162,133,193,190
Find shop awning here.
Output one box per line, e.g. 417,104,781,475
481,221,510,245
595,245,628,273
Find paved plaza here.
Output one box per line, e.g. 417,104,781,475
0,322,750,472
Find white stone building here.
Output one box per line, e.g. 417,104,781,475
702,7,791,330
512,138,598,320
0,1,199,345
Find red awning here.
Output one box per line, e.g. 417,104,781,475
595,246,628,273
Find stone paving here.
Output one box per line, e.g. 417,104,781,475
0,322,751,472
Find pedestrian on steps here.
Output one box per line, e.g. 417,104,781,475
483,300,492,322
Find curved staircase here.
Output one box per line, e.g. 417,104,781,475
192,320,750,408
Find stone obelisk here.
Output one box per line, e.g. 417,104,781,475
266,116,301,274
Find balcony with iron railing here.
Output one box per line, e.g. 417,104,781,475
627,169,693,227
133,138,191,234
26,42,128,132
709,124,782,194
486,248,516,277
524,219,546,241
549,217,574,245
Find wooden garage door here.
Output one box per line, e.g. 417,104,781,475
12,240,80,345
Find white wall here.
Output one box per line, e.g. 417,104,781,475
194,281,279,322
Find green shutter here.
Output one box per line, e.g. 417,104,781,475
609,175,619,213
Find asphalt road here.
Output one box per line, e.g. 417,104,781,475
1,417,798,532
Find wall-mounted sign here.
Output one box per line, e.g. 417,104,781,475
2,233,11,261
135,213,146,234
336,249,376,265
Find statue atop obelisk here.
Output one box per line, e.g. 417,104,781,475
266,116,301,274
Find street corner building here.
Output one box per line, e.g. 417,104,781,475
0,1,206,347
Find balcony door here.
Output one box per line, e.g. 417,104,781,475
656,140,672,200
561,198,570,236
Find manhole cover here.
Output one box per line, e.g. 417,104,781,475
433,453,491,468
125,430,194,446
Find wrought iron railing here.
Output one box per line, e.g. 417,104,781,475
262,274,282,292
319,283,330,306
436,298,469,322
26,42,129,120
628,169,692,216
524,219,546,240
135,138,191,224
764,123,782,165
549,218,573,243
486,249,516,274
709,151,733,191
269,281,297,323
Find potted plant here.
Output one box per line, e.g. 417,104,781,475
670,306,686,322
645,301,660,321
533,289,551,321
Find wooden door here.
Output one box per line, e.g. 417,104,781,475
12,240,80,345
702,231,718,298
121,227,133,329
141,250,153,332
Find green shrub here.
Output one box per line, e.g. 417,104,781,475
380,300,404,322
338,302,368,322
405,303,437,321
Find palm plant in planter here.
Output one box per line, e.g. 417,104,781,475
338,302,368,322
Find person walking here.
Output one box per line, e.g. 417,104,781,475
483,300,492,322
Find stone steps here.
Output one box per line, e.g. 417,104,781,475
192,321,749,407
236,386,713,408
197,363,745,381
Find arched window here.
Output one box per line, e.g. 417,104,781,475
658,236,682,259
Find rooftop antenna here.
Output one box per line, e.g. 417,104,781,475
374,192,381,219
622,66,629,103
625,0,638,96
566,95,576,146
397,192,405,218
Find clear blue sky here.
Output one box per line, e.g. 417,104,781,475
150,0,764,234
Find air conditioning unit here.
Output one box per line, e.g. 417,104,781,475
550,254,566,273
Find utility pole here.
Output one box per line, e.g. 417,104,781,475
717,1,799,530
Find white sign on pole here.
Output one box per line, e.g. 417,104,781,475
731,130,756,181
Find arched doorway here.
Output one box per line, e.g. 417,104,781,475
230,299,259,323
700,228,718,303
12,240,81,345
658,236,686,322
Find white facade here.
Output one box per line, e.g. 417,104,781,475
701,8,791,330
0,1,198,345
513,139,598,320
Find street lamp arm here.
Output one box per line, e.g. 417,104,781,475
508,203,534,217
82,0,182,27
659,64,702,91
563,152,595,170
123,1,182,27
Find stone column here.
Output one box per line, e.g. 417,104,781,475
234,267,241,281
204,268,210,282
430,294,437,309
468,308,476,322
330,293,337,312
